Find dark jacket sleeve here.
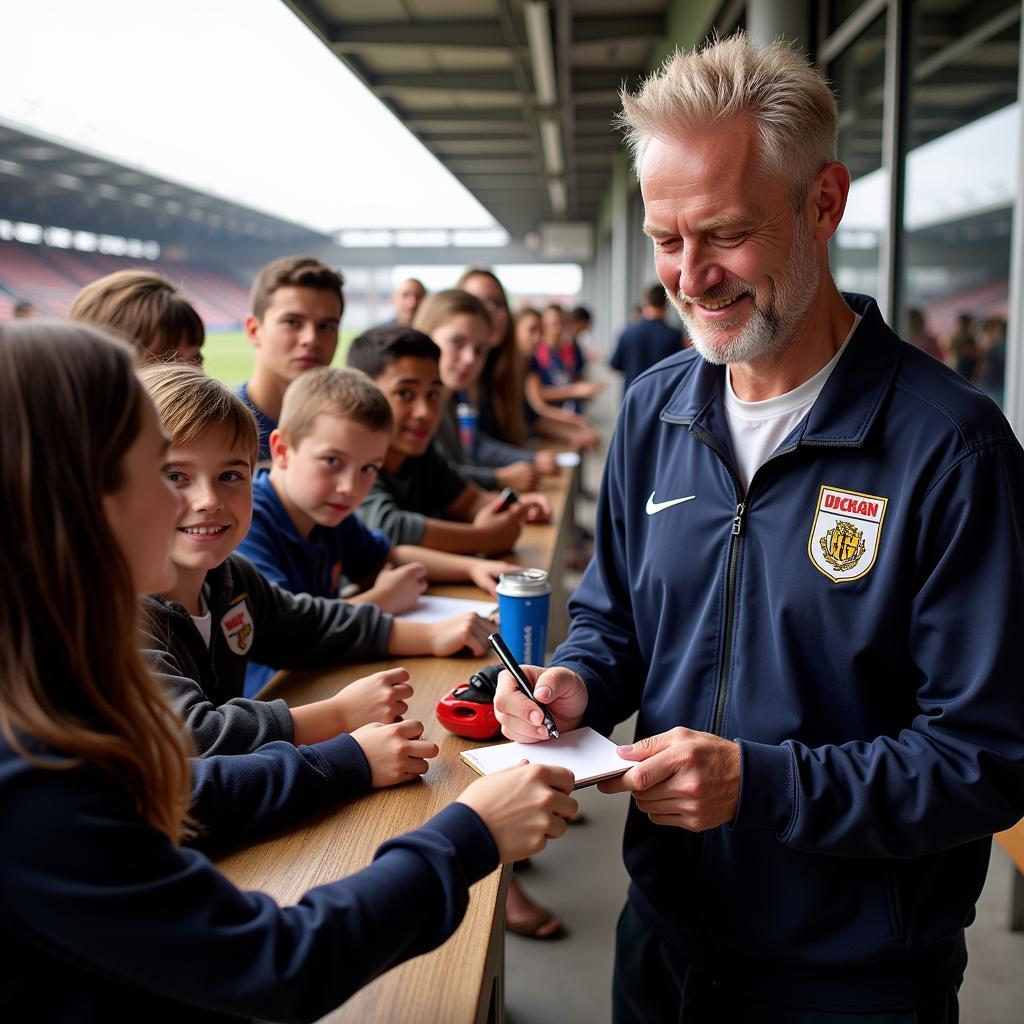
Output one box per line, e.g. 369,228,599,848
188,734,371,848
236,556,394,669
734,440,1024,857
358,484,428,546
475,429,538,469
551,409,648,734
1,749,498,1024
142,615,296,757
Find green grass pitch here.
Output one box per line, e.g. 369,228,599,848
202,330,357,388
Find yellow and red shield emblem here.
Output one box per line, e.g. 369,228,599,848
807,485,888,583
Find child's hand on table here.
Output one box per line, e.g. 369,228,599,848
429,613,491,657
369,561,428,613
333,667,413,730
352,719,439,787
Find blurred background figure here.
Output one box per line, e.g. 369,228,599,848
13,301,37,320
977,315,1007,405
905,307,943,362
391,277,427,325
946,312,980,381
610,284,686,389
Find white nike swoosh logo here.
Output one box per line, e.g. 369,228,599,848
645,492,697,515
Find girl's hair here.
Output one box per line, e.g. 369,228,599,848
412,288,491,338
0,320,193,841
138,362,259,466
69,269,204,361
456,269,527,446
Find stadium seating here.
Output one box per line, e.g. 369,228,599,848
0,239,251,328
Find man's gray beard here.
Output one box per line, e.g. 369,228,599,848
673,225,820,366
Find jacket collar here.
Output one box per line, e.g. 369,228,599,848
660,293,903,448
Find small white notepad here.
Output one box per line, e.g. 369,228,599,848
460,727,631,789
555,451,581,468
398,595,498,624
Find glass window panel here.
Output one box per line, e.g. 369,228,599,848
901,0,1018,407
829,15,889,302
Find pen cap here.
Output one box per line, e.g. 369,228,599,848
495,569,551,666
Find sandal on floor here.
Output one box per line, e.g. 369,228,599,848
506,908,567,940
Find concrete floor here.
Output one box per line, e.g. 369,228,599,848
505,362,1024,1023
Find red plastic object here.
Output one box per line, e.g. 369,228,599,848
436,684,501,740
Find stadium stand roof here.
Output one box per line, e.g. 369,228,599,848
0,116,333,248
282,0,675,241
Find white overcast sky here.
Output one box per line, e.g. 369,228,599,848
0,0,497,232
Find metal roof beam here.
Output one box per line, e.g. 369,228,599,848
372,72,518,92
328,21,511,50
571,14,664,43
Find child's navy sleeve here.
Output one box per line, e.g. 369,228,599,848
342,515,393,583
0,744,498,1023
236,510,293,591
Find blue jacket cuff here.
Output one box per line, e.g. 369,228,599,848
422,803,500,884
732,739,797,835
306,732,373,797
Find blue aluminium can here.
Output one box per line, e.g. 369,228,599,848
456,402,478,458
496,569,551,666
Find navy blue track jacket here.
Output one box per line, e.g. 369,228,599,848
555,294,1024,1010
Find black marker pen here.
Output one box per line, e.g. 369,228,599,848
488,632,559,740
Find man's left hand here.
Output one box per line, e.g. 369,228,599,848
598,727,741,832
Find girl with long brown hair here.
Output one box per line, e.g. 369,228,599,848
0,319,576,1021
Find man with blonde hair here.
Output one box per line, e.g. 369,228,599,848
495,34,1024,1022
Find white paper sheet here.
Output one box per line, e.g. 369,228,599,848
398,594,498,624
555,451,581,468
460,727,631,789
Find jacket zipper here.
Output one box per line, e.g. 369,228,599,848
680,421,746,737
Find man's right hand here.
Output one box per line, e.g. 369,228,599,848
458,762,577,862
493,664,588,742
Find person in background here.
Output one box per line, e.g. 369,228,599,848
976,315,1007,406
946,311,979,381
516,307,601,450
455,267,563,475
905,307,943,362
566,305,594,377
415,288,545,492
609,283,686,388
239,255,343,463
0,318,578,1022
69,269,204,365
12,300,37,319
390,277,427,326
534,304,604,410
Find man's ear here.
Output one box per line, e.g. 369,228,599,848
268,428,289,468
244,315,262,348
809,161,851,244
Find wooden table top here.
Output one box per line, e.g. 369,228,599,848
215,468,575,1023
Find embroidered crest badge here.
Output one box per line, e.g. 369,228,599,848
220,598,255,655
807,485,888,583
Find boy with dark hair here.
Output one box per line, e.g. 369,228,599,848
347,325,550,553
239,255,345,462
